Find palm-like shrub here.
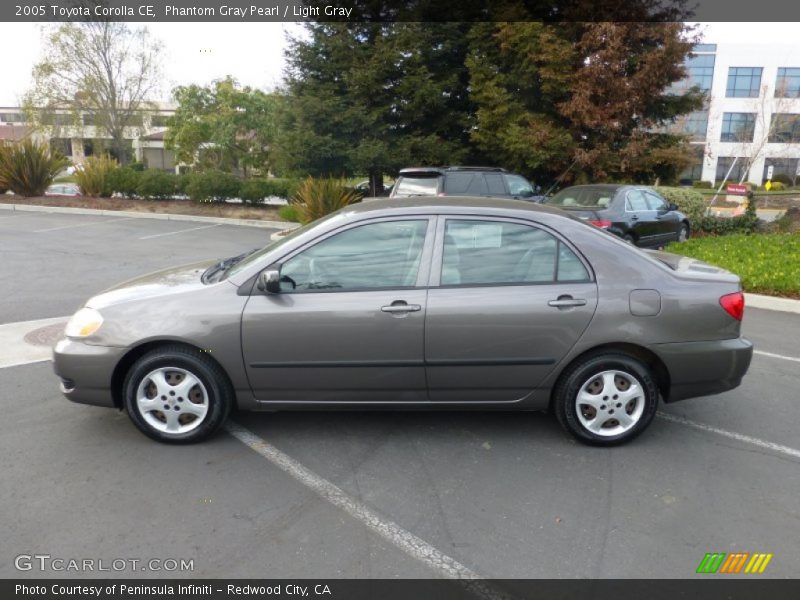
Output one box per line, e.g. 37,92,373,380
74,155,118,197
292,177,360,224
0,139,67,197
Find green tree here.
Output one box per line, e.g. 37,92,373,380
273,22,477,194
466,22,704,185
24,21,163,164
166,77,277,177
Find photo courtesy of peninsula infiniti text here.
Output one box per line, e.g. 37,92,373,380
53,197,753,446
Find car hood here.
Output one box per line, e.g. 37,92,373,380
86,259,218,309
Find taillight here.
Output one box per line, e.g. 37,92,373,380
719,292,745,321
590,219,612,229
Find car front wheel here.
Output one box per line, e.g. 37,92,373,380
554,353,659,446
123,345,233,444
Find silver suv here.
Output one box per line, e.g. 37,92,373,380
390,166,542,201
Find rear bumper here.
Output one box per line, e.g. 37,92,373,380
650,337,753,402
52,338,126,408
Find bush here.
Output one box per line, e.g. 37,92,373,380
692,181,713,189
107,167,141,198
655,186,707,228
239,179,272,204
185,170,241,202
127,161,146,172
174,172,191,195
771,173,793,186
239,177,301,202
0,139,68,197
292,177,360,224
136,170,177,200
696,214,759,235
278,204,300,222
74,155,117,197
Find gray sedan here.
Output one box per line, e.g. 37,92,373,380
53,198,753,446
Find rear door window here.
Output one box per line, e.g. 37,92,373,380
625,190,651,212
444,172,489,195
440,219,590,286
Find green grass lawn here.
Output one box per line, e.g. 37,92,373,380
667,233,800,298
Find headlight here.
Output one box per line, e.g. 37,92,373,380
65,307,104,338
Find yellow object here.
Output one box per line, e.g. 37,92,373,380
765,180,772,191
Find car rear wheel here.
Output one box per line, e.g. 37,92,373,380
623,233,635,245
554,353,659,446
677,223,689,242
123,346,233,444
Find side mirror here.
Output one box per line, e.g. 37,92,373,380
257,270,281,294
668,202,678,212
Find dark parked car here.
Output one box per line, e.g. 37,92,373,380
391,166,543,201
54,197,751,446
545,184,690,247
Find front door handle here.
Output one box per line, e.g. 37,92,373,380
381,302,422,314
548,297,587,308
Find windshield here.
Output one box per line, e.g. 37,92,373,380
393,175,439,197
547,187,617,209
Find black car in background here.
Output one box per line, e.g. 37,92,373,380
545,184,690,247
390,166,543,201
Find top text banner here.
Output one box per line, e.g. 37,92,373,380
4,0,800,22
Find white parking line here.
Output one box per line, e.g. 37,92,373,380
754,349,800,364
657,412,800,460
139,224,221,240
225,422,508,600
33,216,134,233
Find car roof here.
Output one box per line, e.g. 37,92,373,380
347,196,567,218
555,184,628,192
398,166,508,175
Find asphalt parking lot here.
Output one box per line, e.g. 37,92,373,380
1,209,799,580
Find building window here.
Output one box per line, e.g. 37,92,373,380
720,113,756,143
149,114,170,128
0,112,24,123
716,157,749,182
726,67,763,98
769,114,800,143
763,158,800,184
50,138,73,157
693,44,717,53
685,54,716,91
775,68,800,98
678,111,709,141
678,145,706,183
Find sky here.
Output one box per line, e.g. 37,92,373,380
1,21,798,106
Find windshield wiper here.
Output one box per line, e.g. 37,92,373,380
202,248,259,284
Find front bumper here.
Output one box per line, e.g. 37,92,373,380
52,338,127,408
650,337,753,402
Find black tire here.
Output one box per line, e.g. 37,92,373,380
553,353,659,446
677,222,690,242
622,233,635,245
123,345,233,444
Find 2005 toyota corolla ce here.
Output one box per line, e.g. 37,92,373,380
53,198,753,445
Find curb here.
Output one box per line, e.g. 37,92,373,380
745,293,800,315
0,202,299,231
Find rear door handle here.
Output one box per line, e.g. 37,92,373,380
548,297,587,308
381,302,422,314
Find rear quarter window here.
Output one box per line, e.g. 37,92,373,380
394,176,439,197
